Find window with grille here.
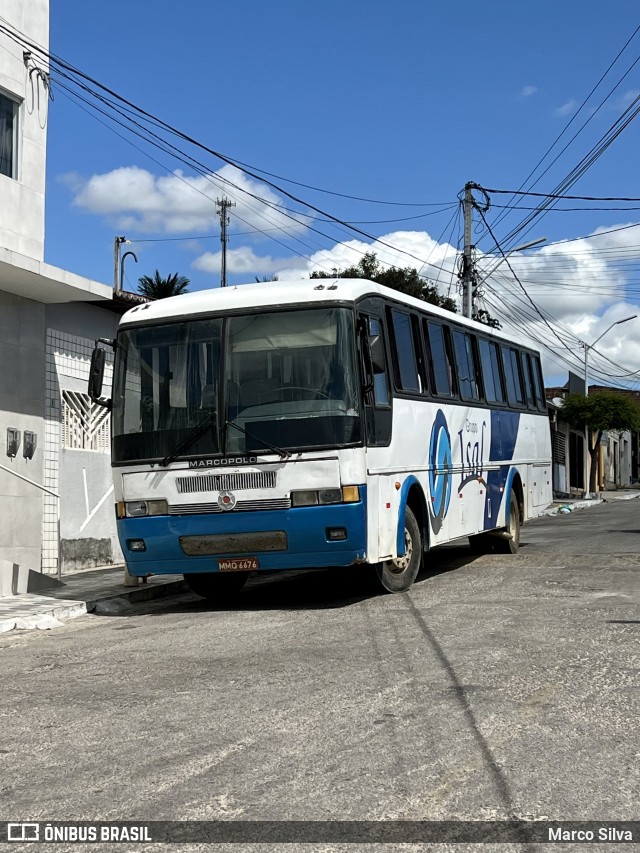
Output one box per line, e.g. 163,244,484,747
553,431,566,465
62,391,110,452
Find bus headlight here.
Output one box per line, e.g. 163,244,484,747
291,486,359,507
119,499,169,518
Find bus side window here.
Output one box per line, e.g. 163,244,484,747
532,355,546,410
368,317,390,406
388,308,421,393
411,314,428,394
452,329,480,401
425,321,456,397
502,346,525,407
523,353,537,409
478,339,506,404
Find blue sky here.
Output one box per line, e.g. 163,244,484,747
40,1,640,385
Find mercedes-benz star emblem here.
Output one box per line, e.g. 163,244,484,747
218,491,237,511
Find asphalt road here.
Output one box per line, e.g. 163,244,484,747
1,499,638,851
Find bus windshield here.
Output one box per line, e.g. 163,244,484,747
112,306,361,464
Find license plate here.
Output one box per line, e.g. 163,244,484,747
218,557,259,572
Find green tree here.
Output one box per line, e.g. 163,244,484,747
560,391,640,492
310,251,496,324
137,270,190,299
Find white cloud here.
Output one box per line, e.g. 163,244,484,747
64,160,640,385
69,164,309,236
193,246,307,276
554,99,577,117
475,225,640,383
192,230,460,296
519,85,538,98
295,231,459,291
609,89,640,111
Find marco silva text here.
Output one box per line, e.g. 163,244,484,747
549,826,634,842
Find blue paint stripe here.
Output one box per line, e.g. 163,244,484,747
119,489,368,575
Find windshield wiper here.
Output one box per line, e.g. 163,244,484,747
159,410,218,468
225,420,290,459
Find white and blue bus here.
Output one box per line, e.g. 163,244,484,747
89,279,552,598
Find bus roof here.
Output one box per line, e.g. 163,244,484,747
119,278,528,348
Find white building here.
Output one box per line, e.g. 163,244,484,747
1,0,131,578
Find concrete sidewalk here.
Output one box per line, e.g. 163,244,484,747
0,566,185,633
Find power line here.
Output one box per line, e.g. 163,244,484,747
480,188,640,202
0,19,459,276
483,24,640,240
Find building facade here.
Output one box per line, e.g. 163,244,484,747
546,383,639,497
1,1,128,577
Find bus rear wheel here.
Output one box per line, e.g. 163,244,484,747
494,492,521,554
374,507,422,593
183,571,250,601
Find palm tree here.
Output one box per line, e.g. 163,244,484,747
137,270,190,299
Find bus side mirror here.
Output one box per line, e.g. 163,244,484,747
88,347,105,400
369,335,386,374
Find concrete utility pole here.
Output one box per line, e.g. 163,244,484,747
461,183,475,319
113,236,127,293
459,182,489,319
216,197,235,287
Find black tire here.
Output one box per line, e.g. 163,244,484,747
183,571,250,601
374,507,422,593
494,492,521,554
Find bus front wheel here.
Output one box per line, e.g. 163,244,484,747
183,571,250,601
374,507,422,593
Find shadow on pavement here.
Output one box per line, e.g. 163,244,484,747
95,543,481,616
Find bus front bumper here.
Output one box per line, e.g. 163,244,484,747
117,498,367,576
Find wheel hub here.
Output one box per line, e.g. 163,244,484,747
387,527,412,574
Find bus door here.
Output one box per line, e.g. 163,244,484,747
358,311,395,561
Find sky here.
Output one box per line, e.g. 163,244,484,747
31,2,640,386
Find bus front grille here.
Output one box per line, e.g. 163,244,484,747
169,498,291,515
180,530,287,556
175,471,277,494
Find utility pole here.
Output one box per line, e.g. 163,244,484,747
461,183,475,319
216,197,235,287
459,182,491,319
113,236,127,293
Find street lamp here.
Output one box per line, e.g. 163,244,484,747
582,314,637,498
119,250,138,294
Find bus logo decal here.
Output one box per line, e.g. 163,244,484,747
457,419,487,492
189,457,258,468
428,409,452,534
218,491,237,511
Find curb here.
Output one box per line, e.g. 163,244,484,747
0,602,88,634
542,491,640,517
86,578,187,613
541,499,604,517
0,577,187,633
